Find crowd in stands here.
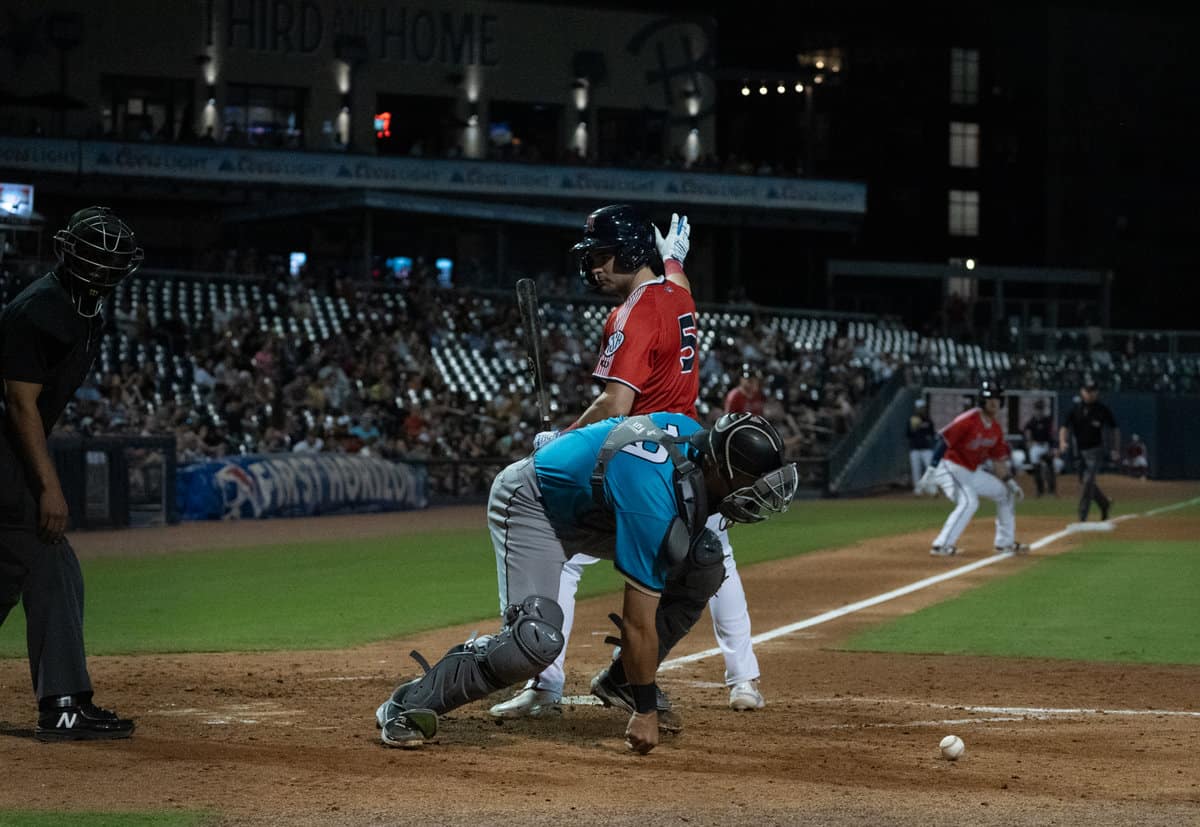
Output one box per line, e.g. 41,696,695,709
3,260,1197,499
0,263,894,498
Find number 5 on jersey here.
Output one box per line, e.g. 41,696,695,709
678,313,697,373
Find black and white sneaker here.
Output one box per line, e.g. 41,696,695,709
929,545,959,557
35,696,135,742
996,542,1031,555
589,666,682,733
380,708,438,749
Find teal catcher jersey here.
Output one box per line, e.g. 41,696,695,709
533,412,702,593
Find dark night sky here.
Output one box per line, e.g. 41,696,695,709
549,0,1200,330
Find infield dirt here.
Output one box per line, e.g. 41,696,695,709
2,476,1197,826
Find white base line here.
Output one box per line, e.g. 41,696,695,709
807,697,1200,719
659,495,1200,671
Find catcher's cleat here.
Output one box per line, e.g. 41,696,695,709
488,682,562,719
929,545,958,557
996,542,1031,555
375,677,420,729
380,708,438,749
590,666,682,734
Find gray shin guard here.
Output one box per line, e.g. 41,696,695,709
656,529,726,662
392,595,564,715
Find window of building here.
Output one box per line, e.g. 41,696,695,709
596,107,667,166
949,121,980,167
100,76,195,141
486,100,564,163
949,189,980,236
373,93,459,156
223,83,306,148
950,48,979,105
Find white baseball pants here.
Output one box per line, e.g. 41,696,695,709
534,513,760,695
932,459,1017,550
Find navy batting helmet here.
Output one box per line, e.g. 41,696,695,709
979,379,1004,402
695,412,799,524
54,206,143,317
570,204,656,288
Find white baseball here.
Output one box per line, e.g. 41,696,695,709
939,734,965,760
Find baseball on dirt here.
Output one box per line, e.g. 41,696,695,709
939,734,965,760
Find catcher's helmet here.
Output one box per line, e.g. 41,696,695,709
695,412,799,524
54,206,143,317
571,204,656,288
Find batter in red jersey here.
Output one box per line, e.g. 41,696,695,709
928,380,1029,556
491,204,771,722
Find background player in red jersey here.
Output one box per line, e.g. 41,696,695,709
927,380,1029,557
725,366,766,416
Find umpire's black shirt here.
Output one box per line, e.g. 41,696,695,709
0,273,103,525
1064,400,1117,451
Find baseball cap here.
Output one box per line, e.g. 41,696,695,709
1082,378,1099,390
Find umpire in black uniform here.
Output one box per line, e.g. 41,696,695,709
1059,379,1120,522
0,207,140,740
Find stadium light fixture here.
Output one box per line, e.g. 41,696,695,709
741,85,751,96
758,83,768,95
776,83,786,94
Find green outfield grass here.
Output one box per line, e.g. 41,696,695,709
843,538,1200,664
0,484,1195,657
0,812,211,827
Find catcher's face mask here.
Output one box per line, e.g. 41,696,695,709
718,463,799,524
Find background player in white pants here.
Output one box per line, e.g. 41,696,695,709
924,379,1029,557
489,205,766,720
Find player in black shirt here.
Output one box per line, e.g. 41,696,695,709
1022,399,1057,497
1059,379,1120,522
0,207,142,740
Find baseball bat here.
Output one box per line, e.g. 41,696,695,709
515,278,552,431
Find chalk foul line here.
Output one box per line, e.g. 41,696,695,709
659,495,1200,671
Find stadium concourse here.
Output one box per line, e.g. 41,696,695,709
1,263,1198,499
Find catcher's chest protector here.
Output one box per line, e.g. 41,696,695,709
589,416,709,570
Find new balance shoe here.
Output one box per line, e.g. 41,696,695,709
488,681,562,719
729,680,765,711
929,545,958,557
590,666,682,733
35,696,135,742
380,708,438,749
996,542,1031,555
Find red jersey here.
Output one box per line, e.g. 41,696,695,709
940,408,1011,471
725,386,765,416
593,277,699,417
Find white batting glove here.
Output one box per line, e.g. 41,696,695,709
1005,478,1025,503
918,465,938,491
533,430,561,450
654,213,690,265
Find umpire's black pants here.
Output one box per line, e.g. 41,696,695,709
1077,446,1111,522
0,529,93,701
